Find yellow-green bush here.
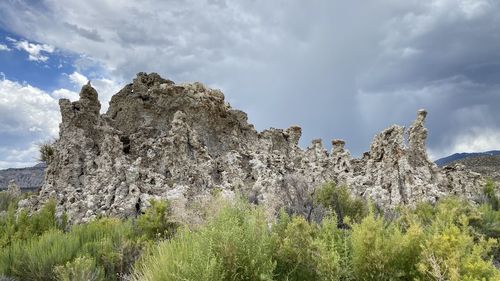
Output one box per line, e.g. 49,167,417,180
272,213,320,281
0,229,81,280
72,218,143,279
133,229,224,281
272,212,349,281
315,215,352,280
482,180,499,211
54,256,104,281
417,198,499,281
0,209,159,280
135,199,178,240
0,200,65,248
0,191,18,213
314,183,368,226
134,201,275,281
351,212,424,280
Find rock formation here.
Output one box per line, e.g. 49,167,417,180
6,180,21,197
25,73,484,222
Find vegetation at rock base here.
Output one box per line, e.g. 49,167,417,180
0,182,499,281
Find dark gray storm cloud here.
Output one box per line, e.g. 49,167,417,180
64,23,104,42
0,0,499,163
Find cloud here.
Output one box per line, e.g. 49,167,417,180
68,71,88,86
0,0,499,162
0,77,60,168
0,144,40,169
63,23,104,42
451,128,500,153
0,71,123,168
10,38,55,62
428,127,500,160
51,88,79,101
0,44,10,51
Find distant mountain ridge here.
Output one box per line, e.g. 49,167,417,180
435,150,500,166
0,163,46,191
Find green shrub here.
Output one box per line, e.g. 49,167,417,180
133,229,224,281
0,217,142,281
272,213,319,281
38,141,55,164
54,256,104,281
0,191,18,213
0,199,64,248
315,183,368,226
134,201,275,281
72,218,143,280
417,199,500,281
351,212,424,280
2,191,499,281
135,199,178,240
0,229,81,280
418,223,499,281
315,215,352,280
272,212,349,281
200,202,275,280
483,180,499,211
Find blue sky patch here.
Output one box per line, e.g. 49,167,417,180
0,27,79,92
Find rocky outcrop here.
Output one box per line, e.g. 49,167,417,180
447,155,500,182
0,163,46,192
26,73,484,222
6,180,21,197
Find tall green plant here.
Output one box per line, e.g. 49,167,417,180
315,183,368,227
135,199,178,240
417,199,499,281
134,201,275,281
351,212,424,280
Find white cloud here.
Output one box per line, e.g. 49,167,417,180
0,77,61,168
0,44,10,51
51,88,79,101
11,38,54,62
451,128,500,153
0,144,40,169
68,71,88,87
0,72,124,168
0,78,60,136
429,128,500,160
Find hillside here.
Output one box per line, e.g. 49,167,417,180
435,150,500,166
0,163,46,192
448,155,500,182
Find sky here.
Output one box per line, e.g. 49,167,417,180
0,0,499,169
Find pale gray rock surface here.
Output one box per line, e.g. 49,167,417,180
25,73,484,222
6,180,21,197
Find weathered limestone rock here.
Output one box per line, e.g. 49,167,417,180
7,180,21,197
27,73,484,222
